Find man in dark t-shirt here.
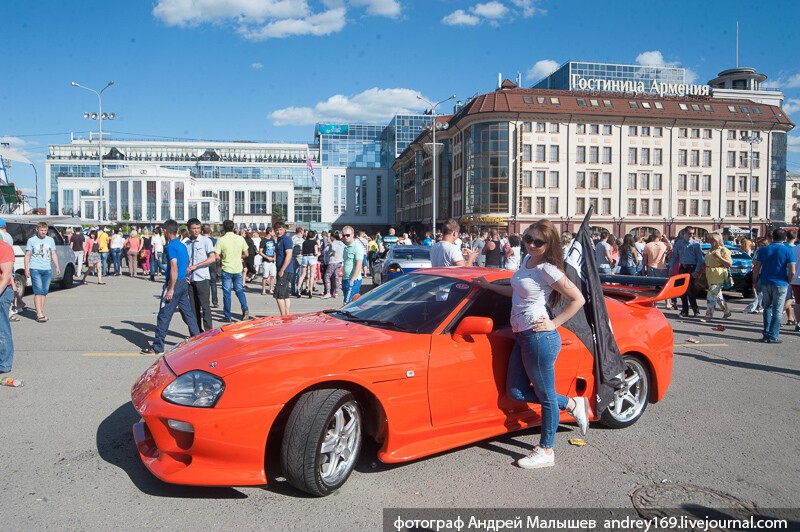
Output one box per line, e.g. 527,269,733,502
274,222,295,316
70,230,86,276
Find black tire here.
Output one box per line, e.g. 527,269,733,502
60,264,75,289
14,273,26,296
280,388,362,496
600,356,650,429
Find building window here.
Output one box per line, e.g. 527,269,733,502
161,182,171,220
691,128,700,138
752,176,759,192
727,151,736,167
522,170,532,187
219,190,229,220
333,174,346,214
628,148,638,164
174,182,184,221
535,170,546,187
727,175,736,192
703,150,712,167
678,150,687,166
250,191,267,214
549,145,559,162
702,175,712,191
690,199,699,215
523,144,532,161
738,175,748,192
146,181,157,220
354,175,368,215
577,98,587,107
702,200,711,216
590,124,599,134
653,199,662,216
602,147,612,164
641,199,649,215
641,148,650,165
653,174,662,190
678,174,687,191
602,125,612,135
726,200,735,216
548,197,558,214
739,151,749,168
376,175,382,216
132,182,142,221
576,124,586,134
703,129,712,139
576,146,586,163
678,199,686,215
522,197,532,214
535,197,545,214
464,122,509,214
576,197,586,214
576,171,585,188
628,173,637,189
738,201,746,217
678,128,687,138
535,145,546,161
690,150,700,166
549,123,559,133
601,172,611,189
640,173,650,190
752,152,760,169
752,201,758,217
271,191,288,221
549,171,559,188
589,146,599,163
233,191,245,214
536,122,545,133
601,198,611,215
523,122,532,132
590,171,600,189
641,126,650,136
690,174,700,191
654,127,663,136
628,198,637,215
629,126,638,136
727,130,736,140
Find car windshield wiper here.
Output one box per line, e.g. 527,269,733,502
325,309,415,333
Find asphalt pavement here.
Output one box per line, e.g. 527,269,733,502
1,273,798,531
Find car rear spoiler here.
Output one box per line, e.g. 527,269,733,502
599,273,690,306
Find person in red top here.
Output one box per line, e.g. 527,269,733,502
0,240,16,374
124,230,142,277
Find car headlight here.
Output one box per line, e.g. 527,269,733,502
162,371,225,407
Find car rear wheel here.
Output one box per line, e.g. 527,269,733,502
600,356,650,429
280,388,362,496
60,264,75,289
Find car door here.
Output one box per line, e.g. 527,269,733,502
427,288,586,428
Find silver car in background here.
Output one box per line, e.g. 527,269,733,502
372,245,431,286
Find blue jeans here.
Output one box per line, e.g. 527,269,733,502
152,281,200,353
110,248,122,274
99,251,109,276
0,286,15,372
150,251,165,279
618,266,637,276
30,269,52,295
761,284,788,341
342,278,362,304
221,271,248,320
507,329,568,449
598,266,612,274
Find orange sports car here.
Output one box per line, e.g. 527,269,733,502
131,268,686,496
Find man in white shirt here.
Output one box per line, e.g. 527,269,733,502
430,219,478,268
184,218,217,332
150,228,165,281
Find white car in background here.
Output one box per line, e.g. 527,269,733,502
372,245,432,286
4,216,79,293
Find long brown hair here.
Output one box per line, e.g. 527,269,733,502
524,219,564,308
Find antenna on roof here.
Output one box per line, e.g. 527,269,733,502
517,72,522,87
736,21,739,68
498,73,502,89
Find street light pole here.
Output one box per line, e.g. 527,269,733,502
417,94,455,235
71,80,114,220
744,112,762,238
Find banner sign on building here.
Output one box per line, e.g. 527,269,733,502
318,124,349,135
570,74,710,97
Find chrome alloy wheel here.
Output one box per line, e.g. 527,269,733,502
606,357,649,425
318,401,361,486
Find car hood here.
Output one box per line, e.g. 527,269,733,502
164,312,398,377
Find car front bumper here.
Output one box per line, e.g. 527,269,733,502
131,357,283,486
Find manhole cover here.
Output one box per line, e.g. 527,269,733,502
632,483,759,531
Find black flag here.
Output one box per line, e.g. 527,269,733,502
559,207,624,415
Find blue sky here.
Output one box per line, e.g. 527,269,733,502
2,0,799,204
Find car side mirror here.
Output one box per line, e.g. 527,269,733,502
453,316,493,340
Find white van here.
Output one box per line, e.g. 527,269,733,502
4,216,79,293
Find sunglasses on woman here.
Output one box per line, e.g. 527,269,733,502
523,235,547,248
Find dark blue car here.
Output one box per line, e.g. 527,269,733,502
695,244,753,296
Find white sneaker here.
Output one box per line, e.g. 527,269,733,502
517,446,555,469
568,396,589,436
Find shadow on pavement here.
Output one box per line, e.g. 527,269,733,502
96,402,247,499
675,351,800,377
100,320,186,351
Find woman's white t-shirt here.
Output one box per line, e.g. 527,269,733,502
504,246,521,271
510,260,564,333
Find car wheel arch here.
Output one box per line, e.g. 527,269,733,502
617,351,659,405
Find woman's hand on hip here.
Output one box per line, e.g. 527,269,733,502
532,315,555,332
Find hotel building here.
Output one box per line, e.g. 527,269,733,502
393,74,794,238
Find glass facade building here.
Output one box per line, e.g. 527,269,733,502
533,61,686,94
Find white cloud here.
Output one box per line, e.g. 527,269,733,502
269,87,424,126
349,0,400,17
634,50,701,84
472,1,508,20
0,136,37,163
153,0,397,40
525,59,559,81
784,99,800,115
763,73,800,90
251,62,264,69
509,0,545,17
684,68,698,84
442,9,480,26
788,134,800,154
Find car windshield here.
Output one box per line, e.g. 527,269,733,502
390,248,430,261
327,274,473,334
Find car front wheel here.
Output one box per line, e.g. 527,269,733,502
600,356,650,429
280,388,362,496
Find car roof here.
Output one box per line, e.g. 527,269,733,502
391,245,430,252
